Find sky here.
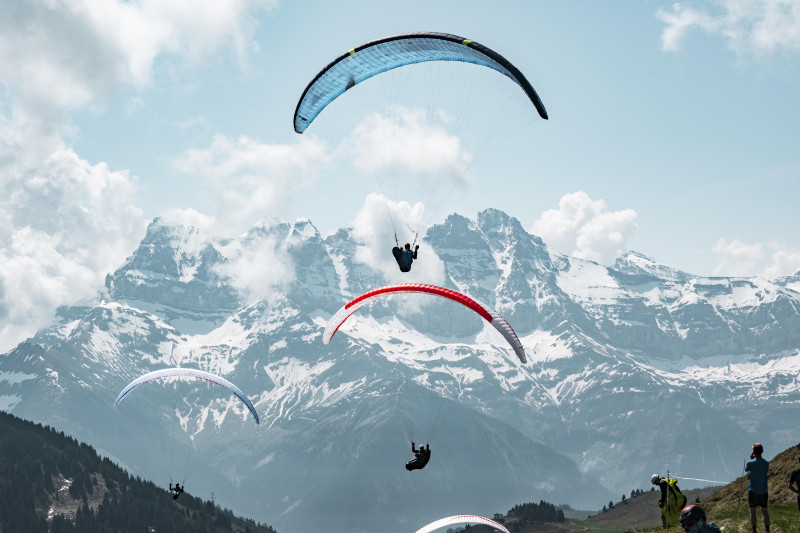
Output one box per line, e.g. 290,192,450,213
1,0,799,351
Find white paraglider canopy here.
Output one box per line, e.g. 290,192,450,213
415,514,510,533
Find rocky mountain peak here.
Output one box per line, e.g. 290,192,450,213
5,208,800,533
613,249,690,281
105,217,237,311
288,217,320,241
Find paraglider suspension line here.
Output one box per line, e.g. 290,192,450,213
170,425,176,484
666,469,670,530
739,459,745,511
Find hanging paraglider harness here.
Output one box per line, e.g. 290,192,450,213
397,369,454,474
169,481,184,500
168,427,184,499
166,425,194,500
392,231,419,273
405,441,431,471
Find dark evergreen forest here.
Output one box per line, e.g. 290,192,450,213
0,410,276,532
503,499,565,531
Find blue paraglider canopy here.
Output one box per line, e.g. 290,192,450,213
294,31,548,134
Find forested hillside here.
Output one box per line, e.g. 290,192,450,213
502,500,565,531
0,410,276,532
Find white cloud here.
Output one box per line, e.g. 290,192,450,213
0,0,280,179
342,105,471,184
158,207,220,236
0,0,279,117
215,230,295,304
657,3,721,51
0,0,280,183
0,106,69,178
530,191,638,265
174,134,330,233
712,238,800,277
350,193,446,286
657,0,800,56
711,238,765,276
0,0,280,351
764,246,800,278
0,149,146,352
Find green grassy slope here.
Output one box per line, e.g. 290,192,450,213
617,443,800,533
500,441,800,532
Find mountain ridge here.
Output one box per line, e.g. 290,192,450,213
0,409,277,532
2,208,799,533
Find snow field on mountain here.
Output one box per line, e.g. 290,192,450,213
555,259,625,304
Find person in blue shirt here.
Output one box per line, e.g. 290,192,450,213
392,243,419,272
745,443,770,533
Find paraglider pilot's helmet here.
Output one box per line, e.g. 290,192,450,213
679,505,706,532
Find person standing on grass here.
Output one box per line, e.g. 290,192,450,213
788,455,800,512
651,473,686,529
745,443,770,533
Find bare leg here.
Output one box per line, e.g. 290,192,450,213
762,506,770,531
749,506,757,532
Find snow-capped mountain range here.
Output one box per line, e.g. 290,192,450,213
2,208,800,533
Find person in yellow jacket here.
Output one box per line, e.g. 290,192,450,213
651,474,687,528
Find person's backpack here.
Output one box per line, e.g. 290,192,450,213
666,478,686,508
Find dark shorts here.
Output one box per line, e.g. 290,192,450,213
748,491,768,508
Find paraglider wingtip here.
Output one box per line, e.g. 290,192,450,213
518,346,528,364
